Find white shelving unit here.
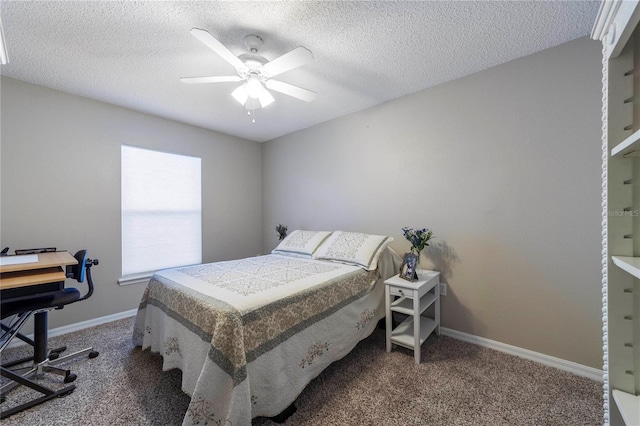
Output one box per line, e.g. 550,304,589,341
593,2,640,424
384,271,440,364
612,256,640,279
612,129,640,157
612,390,640,426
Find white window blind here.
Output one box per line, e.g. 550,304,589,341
121,145,202,277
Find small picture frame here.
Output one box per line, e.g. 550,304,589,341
399,253,418,281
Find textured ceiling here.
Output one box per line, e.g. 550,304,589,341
0,1,600,142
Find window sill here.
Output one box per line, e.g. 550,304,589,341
118,273,153,286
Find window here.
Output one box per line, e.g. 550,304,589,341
121,145,201,279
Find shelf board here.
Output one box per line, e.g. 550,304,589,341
0,267,66,290
612,390,640,426
390,316,437,349
612,129,640,157
390,293,437,316
612,256,640,279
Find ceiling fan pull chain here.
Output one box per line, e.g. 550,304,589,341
247,98,257,123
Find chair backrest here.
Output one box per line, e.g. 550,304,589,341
66,250,98,302
67,250,88,283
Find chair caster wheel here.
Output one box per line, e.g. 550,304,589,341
64,373,77,383
49,352,60,360
89,351,99,359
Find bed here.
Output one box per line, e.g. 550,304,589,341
133,231,400,426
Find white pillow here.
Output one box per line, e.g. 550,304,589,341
271,230,332,258
315,231,394,271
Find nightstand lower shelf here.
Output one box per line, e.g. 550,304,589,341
390,315,437,349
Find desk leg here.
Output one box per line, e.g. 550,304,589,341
33,312,48,364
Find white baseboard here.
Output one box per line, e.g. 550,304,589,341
441,327,603,382
7,308,138,349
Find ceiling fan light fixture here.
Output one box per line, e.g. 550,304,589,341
183,29,316,116
258,89,275,108
246,76,263,99
231,85,248,105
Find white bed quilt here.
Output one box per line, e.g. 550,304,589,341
133,254,390,425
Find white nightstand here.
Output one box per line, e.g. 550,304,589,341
385,271,440,364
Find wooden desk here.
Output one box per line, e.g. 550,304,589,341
0,250,85,420
0,252,77,290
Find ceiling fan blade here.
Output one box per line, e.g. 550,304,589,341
190,28,245,71
180,76,242,84
262,46,313,77
266,80,316,102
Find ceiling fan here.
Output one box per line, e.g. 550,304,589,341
181,28,316,111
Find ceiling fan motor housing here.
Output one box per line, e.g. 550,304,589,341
244,35,263,53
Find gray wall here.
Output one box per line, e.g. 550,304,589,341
0,77,263,329
262,37,603,368
1,36,603,368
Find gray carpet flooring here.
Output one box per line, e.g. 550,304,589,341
0,316,602,425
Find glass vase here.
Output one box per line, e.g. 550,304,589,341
414,250,423,279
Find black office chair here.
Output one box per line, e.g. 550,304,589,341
0,250,99,418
